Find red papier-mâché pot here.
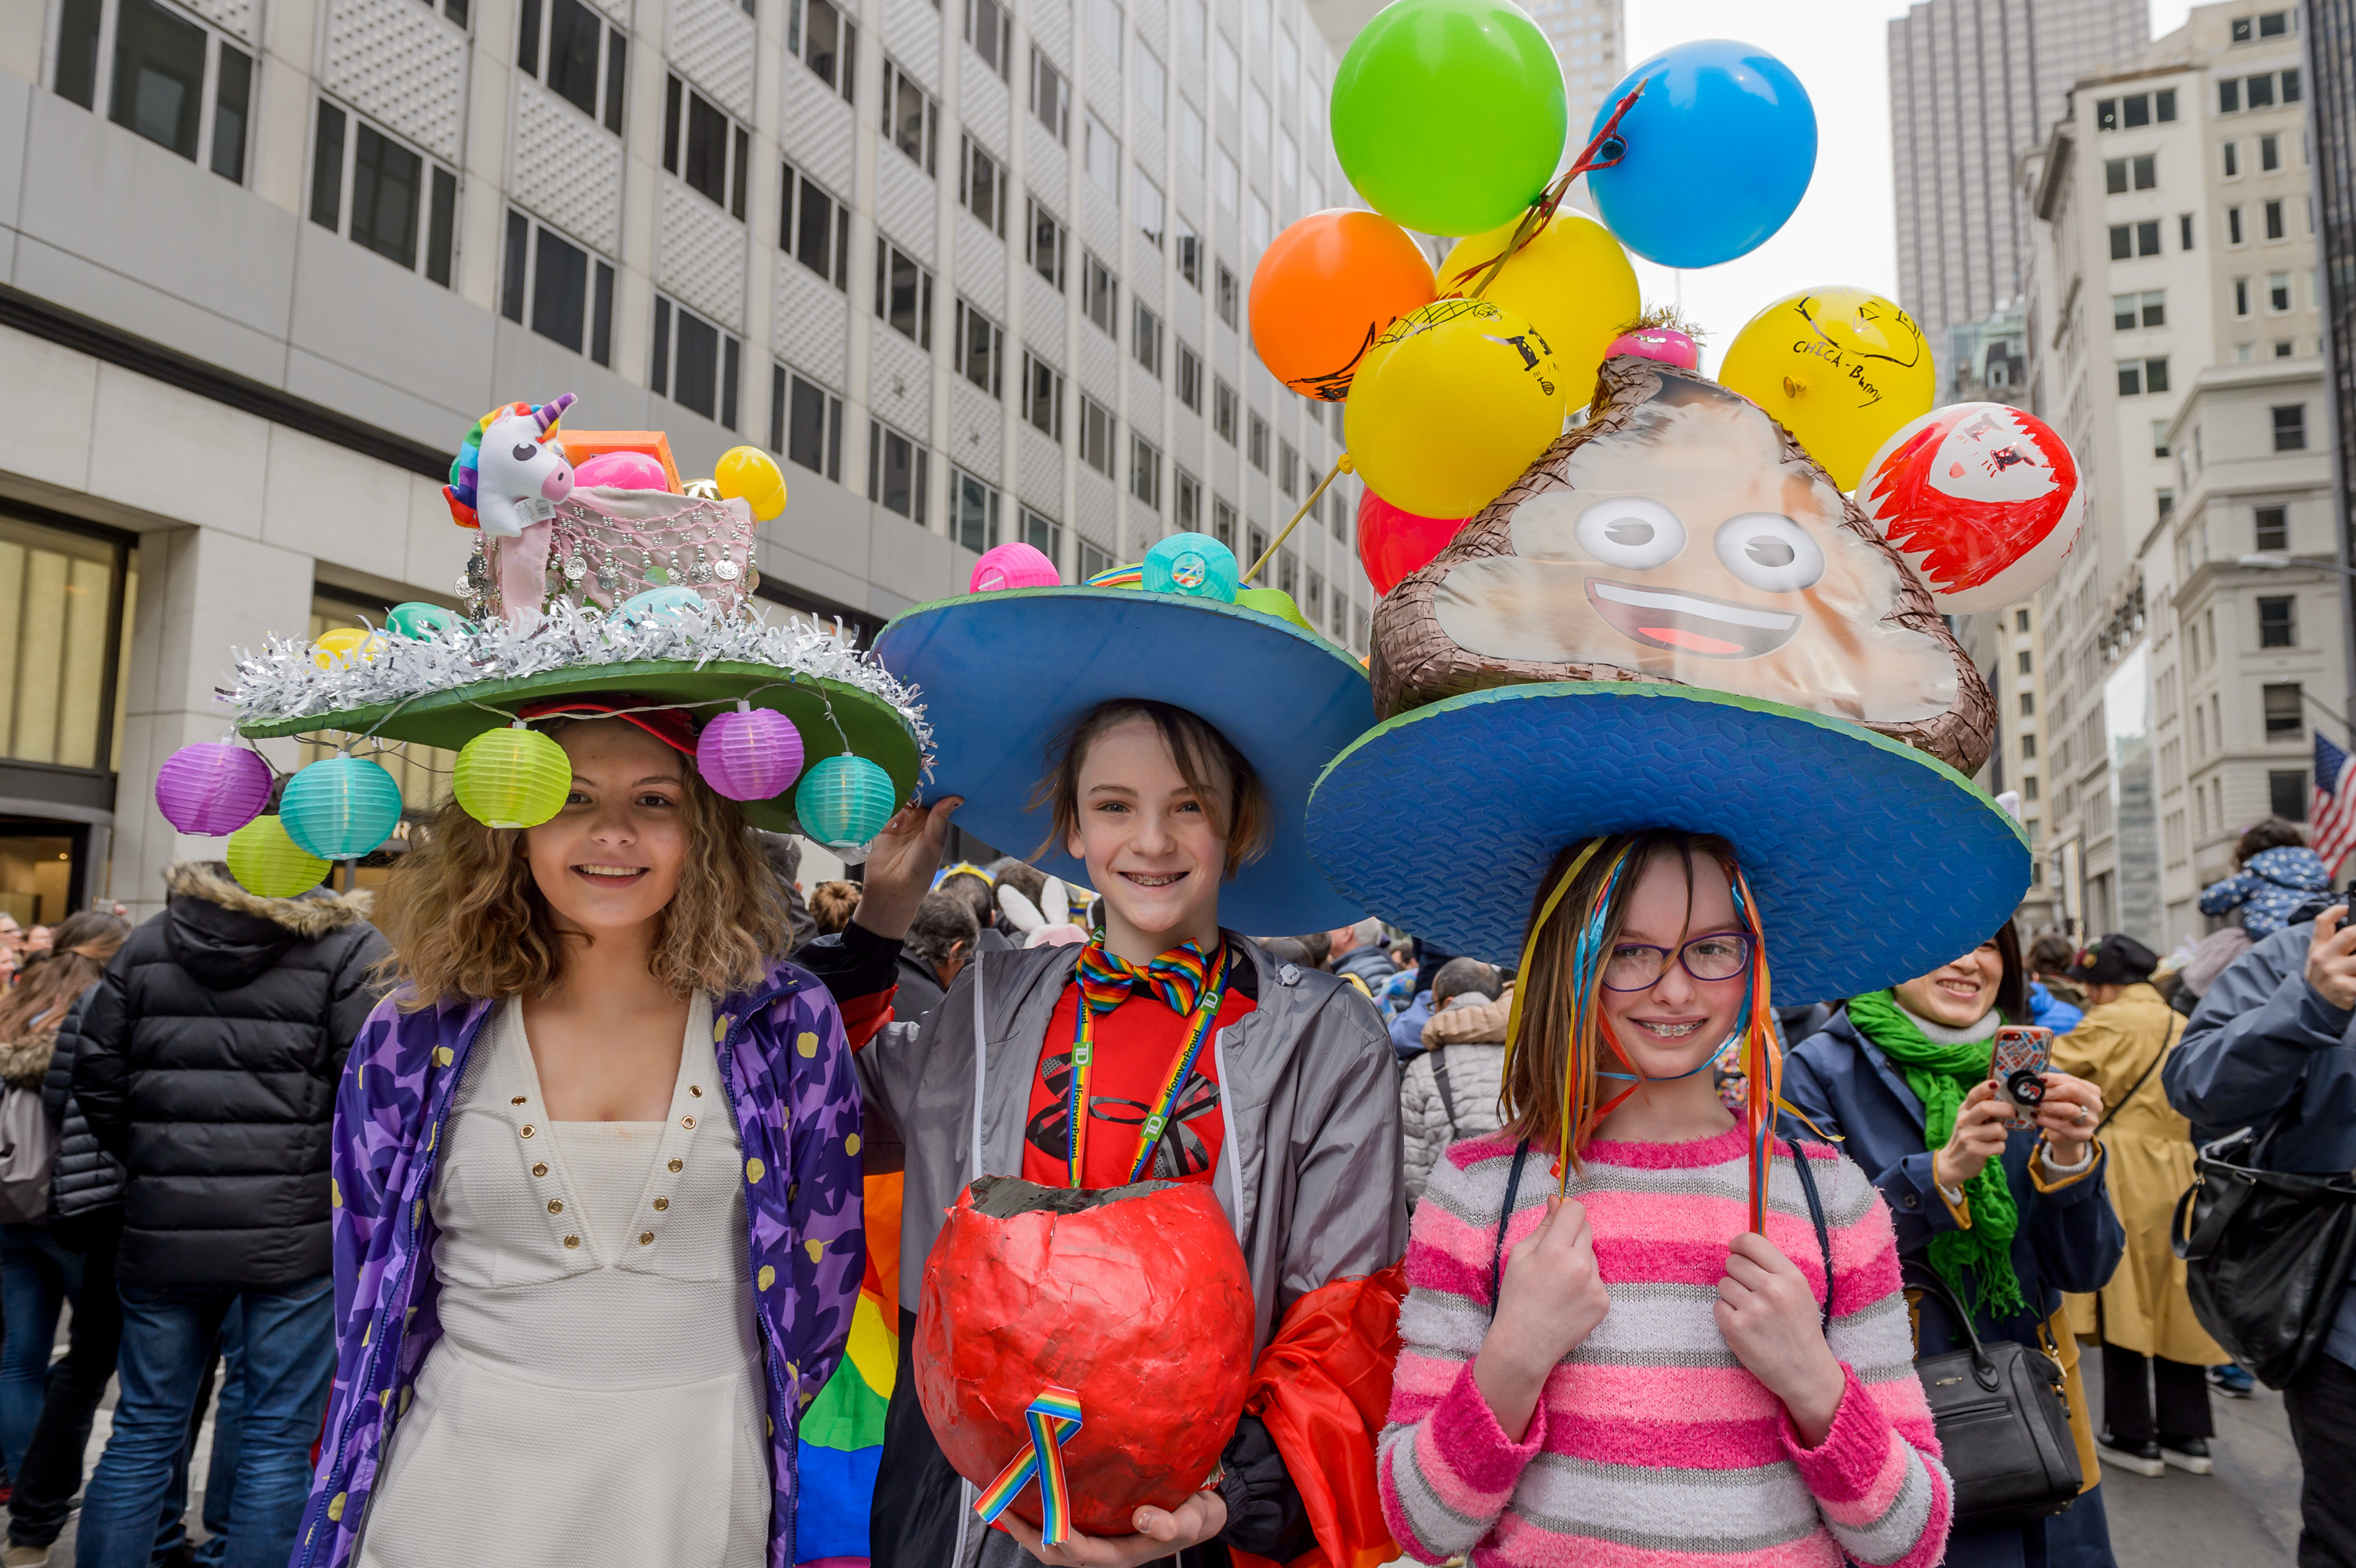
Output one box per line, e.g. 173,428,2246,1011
914,1175,1256,1537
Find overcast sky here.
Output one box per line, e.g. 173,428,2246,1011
1615,0,2197,372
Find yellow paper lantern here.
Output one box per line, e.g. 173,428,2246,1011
225,815,331,897
1717,287,1937,491
714,446,789,521
313,628,387,669
1344,298,1570,520
452,723,573,829
1439,210,1639,408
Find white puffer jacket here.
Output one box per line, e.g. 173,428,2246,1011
1400,990,1511,1201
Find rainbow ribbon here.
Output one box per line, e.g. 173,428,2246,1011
973,1386,1085,1544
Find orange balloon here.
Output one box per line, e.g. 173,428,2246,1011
1249,210,1437,401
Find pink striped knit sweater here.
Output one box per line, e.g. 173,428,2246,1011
1378,1126,1952,1568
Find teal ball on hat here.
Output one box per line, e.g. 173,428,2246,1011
618,587,707,623
1143,533,1238,601
279,755,404,860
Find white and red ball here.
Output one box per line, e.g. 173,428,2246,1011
1857,403,2083,613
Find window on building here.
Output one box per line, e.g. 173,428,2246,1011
664,76,749,217
2271,769,2308,821
1027,198,1068,290
873,237,935,348
2158,488,2175,522
2017,649,2033,676
2264,682,2304,739
1277,440,1298,498
1215,261,1238,327
2221,76,2241,112
792,0,858,100
2135,218,2160,255
1084,0,1121,60
1130,434,1160,508
1083,253,1118,335
2021,776,2040,802
2116,357,2170,394
952,467,1001,553
1175,94,1205,172
2276,338,2297,357
781,160,851,288
1276,549,1297,596
1213,27,1240,104
2265,199,2285,239
2255,505,2288,550
1212,498,1237,551
954,299,1004,397
2108,225,2131,260
2259,131,2281,171
2284,68,2301,100
2229,205,2245,244
1247,413,1269,471
1175,469,1201,531
0,509,133,775
2180,212,2196,250
2273,404,2307,450
1083,111,1120,199
523,0,627,132
650,294,741,429
1019,506,1061,562
1174,216,1202,288
959,134,1006,236
1130,301,1163,378
1213,378,1237,442
2268,271,2292,311
1249,191,1270,251
500,217,615,364
1176,343,1202,412
964,0,1011,81
868,421,930,523
1135,39,1165,122
2152,418,2171,457
1079,396,1116,477
2112,290,2165,328
2223,141,2241,177
2021,732,2037,758
1030,49,1070,144
71,0,258,179
2249,72,2277,107
314,104,459,287
881,60,938,174
2235,276,2252,315
1023,353,1064,440
2016,608,2030,632
2259,594,2296,647
2021,691,2036,716
1078,539,1114,579
1135,170,1164,249
771,366,844,481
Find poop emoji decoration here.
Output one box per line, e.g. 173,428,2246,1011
1379,357,1994,773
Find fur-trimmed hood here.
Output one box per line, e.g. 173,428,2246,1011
165,861,374,936
0,1028,54,1091
163,861,376,992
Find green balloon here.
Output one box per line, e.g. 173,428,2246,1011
1331,0,1567,237
386,601,460,639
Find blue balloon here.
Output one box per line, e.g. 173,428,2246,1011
1586,40,1816,269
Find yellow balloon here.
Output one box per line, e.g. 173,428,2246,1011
1439,210,1639,408
1344,299,1570,520
312,627,386,669
1717,287,1935,490
714,445,788,521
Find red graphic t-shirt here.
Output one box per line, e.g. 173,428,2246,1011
1021,976,1257,1189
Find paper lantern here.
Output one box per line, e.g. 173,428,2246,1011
386,602,460,640
225,816,330,897
796,754,897,854
916,1178,1254,1537
697,703,806,801
279,756,404,860
575,451,673,491
1141,534,1238,602
453,723,573,829
970,543,1061,594
154,744,273,837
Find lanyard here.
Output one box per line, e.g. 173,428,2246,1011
1066,946,1231,1187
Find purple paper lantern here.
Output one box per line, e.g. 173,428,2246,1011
155,744,274,836
696,704,806,801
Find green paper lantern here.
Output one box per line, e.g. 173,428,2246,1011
225,815,331,897
280,756,404,860
795,753,898,854
1235,587,1319,635
453,723,573,829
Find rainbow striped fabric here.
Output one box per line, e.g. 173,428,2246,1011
793,1170,902,1566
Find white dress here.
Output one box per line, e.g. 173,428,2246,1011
355,994,771,1567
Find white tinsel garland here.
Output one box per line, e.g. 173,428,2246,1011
221,599,933,764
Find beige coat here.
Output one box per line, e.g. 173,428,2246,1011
2054,983,2227,1363
1400,990,1512,1202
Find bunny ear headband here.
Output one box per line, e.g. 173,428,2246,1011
998,876,1088,949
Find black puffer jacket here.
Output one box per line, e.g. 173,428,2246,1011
75,863,389,1288
39,986,124,1223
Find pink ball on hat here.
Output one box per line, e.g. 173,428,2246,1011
155,744,273,836
575,451,673,491
1606,327,1702,371
969,543,1061,594
696,704,806,800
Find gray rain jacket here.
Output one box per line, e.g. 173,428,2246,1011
857,933,1407,1568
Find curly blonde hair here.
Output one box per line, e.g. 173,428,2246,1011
376,729,791,1007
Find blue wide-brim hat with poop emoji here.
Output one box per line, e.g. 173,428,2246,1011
872,535,1374,937
1309,356,2026,1003
159,405,928,899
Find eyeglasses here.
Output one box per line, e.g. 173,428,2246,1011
1601,932,1757,992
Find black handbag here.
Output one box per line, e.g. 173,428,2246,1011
1900,1263,2083,1530
2172,1124,2356,1388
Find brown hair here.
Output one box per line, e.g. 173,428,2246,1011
1033,699,1271,877
1501,829,1741,1156
0,910,128,1041
375,722,792,1007
808,879,862,935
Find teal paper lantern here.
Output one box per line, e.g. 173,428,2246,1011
795,754,898,854
280,756,404,860
1143,533,1239,602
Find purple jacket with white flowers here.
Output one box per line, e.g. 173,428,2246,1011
291,959,865,1568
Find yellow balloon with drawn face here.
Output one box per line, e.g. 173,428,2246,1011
1717,287,1935,491
1344,298,1571,521
1439,210,1641,410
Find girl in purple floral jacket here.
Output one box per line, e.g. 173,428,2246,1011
292,707,865,1568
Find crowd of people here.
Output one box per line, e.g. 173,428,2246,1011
0,784,2347,1566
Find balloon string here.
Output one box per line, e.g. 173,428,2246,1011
1242,454,1355,585
1459,79,1648,301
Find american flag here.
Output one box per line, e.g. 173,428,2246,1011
2313,732,2356,874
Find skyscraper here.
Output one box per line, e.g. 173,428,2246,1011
1889,0,2152,391
2307,0,2356,733
1522,0,1626,167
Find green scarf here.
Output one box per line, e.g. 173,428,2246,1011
1844,989,2029,1323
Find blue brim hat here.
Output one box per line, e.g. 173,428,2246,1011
1308,682,2028,1003
873,587,1374,936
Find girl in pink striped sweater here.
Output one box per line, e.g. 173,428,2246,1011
1379,829,1952,1568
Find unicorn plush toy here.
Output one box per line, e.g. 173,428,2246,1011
444,394,576,537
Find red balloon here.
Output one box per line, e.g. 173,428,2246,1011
915,1177,1254,1536
1356,488,1465,596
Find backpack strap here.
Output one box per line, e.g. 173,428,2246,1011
1486,1139,1532,1319
1786,1136,1834,1333
1429,1046,1462,1142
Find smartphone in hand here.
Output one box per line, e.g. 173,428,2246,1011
1990,1025,2054,1130
2339,879,2356,932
